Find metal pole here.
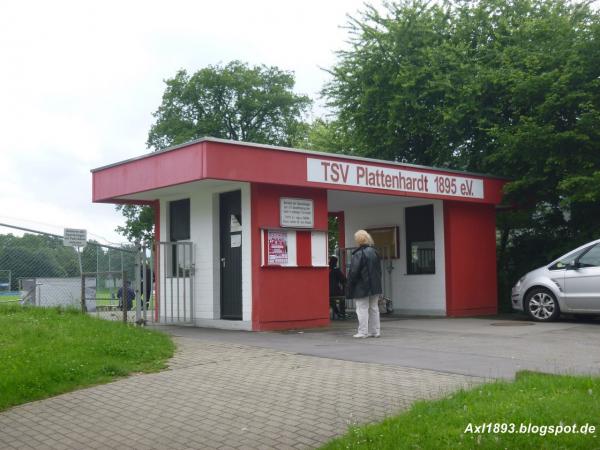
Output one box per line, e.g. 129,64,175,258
96,245,99,299
151,243,157,322
182,243,187,322
141,246,147,323
147,245,152,323
171,242,179,322
80,273,87,313
167,243,171,323
122,271,128,323
76,246,83,275
135,250,141,324
190,243,194,322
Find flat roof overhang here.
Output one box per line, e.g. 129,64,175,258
92,137,507,205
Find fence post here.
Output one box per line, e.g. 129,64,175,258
142,245,148,324
80,273,87,313
154,242,159,323
122,271,127,323
135,249,141,325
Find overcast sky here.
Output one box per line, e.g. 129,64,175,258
0,0,371,244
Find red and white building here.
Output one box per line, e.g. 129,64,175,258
91,138,506,331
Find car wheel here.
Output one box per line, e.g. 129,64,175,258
525,288,560,322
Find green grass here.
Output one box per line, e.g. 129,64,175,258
0,294,20,304
321,371,599,449
92,288,155,309
0,304,174,411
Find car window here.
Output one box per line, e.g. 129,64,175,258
549,245,595,270
578,244,600,268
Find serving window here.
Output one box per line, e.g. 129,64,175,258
261,229,327,267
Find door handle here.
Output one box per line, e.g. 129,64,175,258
221,258,226,268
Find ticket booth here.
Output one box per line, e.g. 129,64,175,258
91,138,506,331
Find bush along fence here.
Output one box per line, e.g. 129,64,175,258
0,222,155,324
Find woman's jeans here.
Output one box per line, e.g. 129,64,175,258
355,295,381,336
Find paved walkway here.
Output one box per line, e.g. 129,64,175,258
0,337,481,449
158,315,600,379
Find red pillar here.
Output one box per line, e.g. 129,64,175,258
444,201,498,316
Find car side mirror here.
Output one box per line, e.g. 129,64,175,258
566,260,580,270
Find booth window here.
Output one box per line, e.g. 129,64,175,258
168,199,191,277
405,205,435,274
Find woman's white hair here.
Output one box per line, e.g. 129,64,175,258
354,229,374,246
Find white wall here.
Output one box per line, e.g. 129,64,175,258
158,181,252,328
343,200,446,315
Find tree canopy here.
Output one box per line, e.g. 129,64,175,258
118,61,311,243
323,0,600,306
147,60,311,150
114,2,600,309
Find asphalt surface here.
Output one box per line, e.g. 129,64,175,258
153,314,600,379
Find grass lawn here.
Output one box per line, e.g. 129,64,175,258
0,294,20,304
0,304,174,411
321,371,599,449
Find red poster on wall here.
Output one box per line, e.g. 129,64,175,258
267,231,288,265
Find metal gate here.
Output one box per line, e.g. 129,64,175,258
157,241,194,324
335,246,394,313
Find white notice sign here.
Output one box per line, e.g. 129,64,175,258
231,234,241,248
280,197,314,228
63,228,87,247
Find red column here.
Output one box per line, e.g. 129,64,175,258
444,201,498,316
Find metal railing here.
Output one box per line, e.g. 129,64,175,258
158,241,194,324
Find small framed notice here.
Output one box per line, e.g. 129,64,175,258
280,197,314,228
366,226,400,259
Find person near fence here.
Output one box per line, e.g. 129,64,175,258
329,255,346,319
140,265,153,310
117,280,135,311
347,230,382,338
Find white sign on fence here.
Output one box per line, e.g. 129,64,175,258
63,228,87,247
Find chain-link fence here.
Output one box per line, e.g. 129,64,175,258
0,222,154,324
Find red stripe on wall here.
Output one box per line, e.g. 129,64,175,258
296,231,312,266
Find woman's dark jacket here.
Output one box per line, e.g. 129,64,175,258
347,245,382,299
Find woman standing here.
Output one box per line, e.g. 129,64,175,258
347,230,382,338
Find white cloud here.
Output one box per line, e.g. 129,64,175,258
0,0,370,244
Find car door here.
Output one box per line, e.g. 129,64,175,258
563,243,600,311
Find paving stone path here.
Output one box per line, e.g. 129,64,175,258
0,337,482,449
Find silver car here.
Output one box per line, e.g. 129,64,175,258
512,239,600,321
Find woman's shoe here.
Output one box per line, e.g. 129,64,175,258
353,333,367,338
368,333,381,338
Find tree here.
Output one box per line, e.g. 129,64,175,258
117,61,311,242
0,233,78,289
147,60,311,150
324,0,600,308
115,204,156,244
292,118,353,154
